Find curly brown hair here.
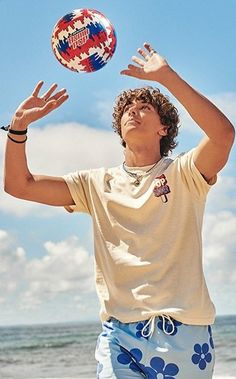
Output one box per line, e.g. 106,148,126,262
112,86,180,156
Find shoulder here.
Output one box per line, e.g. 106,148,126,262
169,148,216,196
78,166,122,186
169,149,196,171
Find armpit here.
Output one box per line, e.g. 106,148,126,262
201,173,217,186
64,205,74,213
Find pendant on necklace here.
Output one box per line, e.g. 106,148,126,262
133,176,142,186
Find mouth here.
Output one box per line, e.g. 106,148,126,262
125,118,141,125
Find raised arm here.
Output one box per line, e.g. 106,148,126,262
4,81,74,206
121,42,235,182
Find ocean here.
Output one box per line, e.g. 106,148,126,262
0,315,235,379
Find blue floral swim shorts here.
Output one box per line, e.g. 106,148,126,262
95,315,215,378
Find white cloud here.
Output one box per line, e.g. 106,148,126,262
206,175,236,212
20,235,95,309
0,230,26,298
0,193,56,217
94,98,114,127
210,92,236,123
27,122,123,174
0,122,123,217
203,173,236,311
203,210,236,314
173,91,236,134
203,211,236,284
0,230,96,318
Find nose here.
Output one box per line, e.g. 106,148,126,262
128,104,138,116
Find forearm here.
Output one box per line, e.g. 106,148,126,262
4,117,32,196
159,68,235,145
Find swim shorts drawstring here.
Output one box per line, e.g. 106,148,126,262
162,314,175,335
141,315,156,338
141,314,175,338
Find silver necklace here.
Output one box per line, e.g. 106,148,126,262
122,160,162,187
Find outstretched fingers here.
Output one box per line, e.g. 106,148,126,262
137,43,157,60
143,42,157,55
53,92,69,107
120,64,143,77
131,55,145,66
32,81,44,97
49,88,68,101
31,81,67,103
41,83,58,101
137,47,149,61
42,92,69,111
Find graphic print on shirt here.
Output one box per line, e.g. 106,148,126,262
153,174,171,203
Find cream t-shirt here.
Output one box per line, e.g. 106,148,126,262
63,149,216,325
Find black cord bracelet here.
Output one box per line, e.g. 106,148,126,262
9,128,28,135
7,134,27,144
1,125,28,134
1,125,10,131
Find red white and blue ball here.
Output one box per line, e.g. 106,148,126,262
51,9,117,73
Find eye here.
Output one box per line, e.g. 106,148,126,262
141,104,151,110
123,105,131,113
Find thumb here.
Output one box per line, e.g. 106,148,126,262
120,69,131,76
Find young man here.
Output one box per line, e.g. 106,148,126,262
4,43,235,378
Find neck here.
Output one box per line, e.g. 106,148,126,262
124,144,162,167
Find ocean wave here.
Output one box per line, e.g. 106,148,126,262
1,340,79,351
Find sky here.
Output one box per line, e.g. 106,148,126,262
0,0,236,326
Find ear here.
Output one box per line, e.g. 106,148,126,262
158,126,168,137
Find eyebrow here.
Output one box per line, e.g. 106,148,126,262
123,102,152,110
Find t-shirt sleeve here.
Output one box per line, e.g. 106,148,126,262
176,148,217,199
62,170,91,214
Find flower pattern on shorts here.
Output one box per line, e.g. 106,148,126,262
117,346,146,373
117,347,180,379
157,318,182,336
145,356,179,379
208,326,214,349
136,321,149,339
191,343,212,370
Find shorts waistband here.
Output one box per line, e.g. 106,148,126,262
106,314,176,338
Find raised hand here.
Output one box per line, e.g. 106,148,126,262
120,42,172,84
13,81,69,125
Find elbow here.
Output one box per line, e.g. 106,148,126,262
4,169,34,199
4,184,23,199
221,122,235,149
227,123,235,148
4,179,28,199
231,123,235,140
4,179,13,196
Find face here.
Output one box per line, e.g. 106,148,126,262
120,100,167,145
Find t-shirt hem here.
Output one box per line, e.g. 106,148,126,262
102,313,216,325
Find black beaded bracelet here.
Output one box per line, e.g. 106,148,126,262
7,134,27,144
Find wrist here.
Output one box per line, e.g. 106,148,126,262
7,133,27,144
10,114,29,131
155,66,178,88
